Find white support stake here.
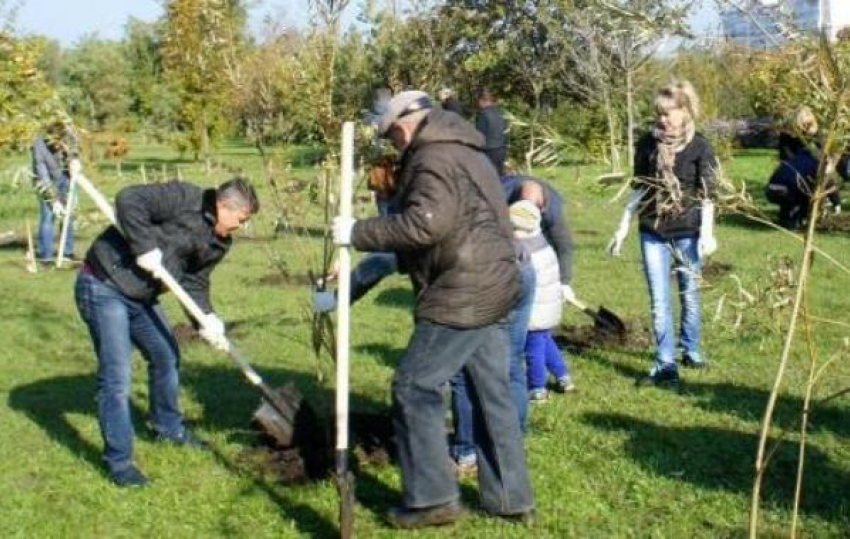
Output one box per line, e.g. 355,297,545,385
25,220,37,274
336,122,354,454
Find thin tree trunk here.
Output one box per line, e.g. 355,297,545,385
202,110,211,174
626,67,635,173
527,86,542,174
792,293,818,538
603,88,619,172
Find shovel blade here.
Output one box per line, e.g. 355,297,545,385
251,383,304,448
594,306,627,337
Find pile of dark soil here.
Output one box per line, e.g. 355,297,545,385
702,261,733,281
817,212,850,233
257,273,315,287
172,323,200,343
241,410,395,484
172,321,249,343
555,319,651,354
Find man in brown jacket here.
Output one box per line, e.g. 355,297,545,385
333,91,534,528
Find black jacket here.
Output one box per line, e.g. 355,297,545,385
351,109,520,329
632,132,718,239
475,105,507,150
768,149,841,207
85,181,230,313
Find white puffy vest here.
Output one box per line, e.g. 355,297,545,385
518,233,563,330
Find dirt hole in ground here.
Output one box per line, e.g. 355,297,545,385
172,321,251,343
702,260,733,280
257,273,315,287
554,319,651,354
817,212,850,233
239,409,395,484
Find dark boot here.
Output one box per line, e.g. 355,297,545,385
386,499,466,529
111,465,149,488
636,368,680,390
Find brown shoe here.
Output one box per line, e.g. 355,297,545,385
386,500,466,529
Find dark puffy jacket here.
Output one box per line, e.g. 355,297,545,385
632,132,718,239
351,109,520,329
85,181,231,313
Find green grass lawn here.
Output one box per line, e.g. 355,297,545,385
0,141,848,537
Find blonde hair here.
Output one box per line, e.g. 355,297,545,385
793,106,818,137
654,80,700,123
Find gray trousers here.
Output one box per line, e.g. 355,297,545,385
392,319,534,514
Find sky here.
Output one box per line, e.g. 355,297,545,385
13,0,310,45
14,0,721,47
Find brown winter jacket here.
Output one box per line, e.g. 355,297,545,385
351,109,520,329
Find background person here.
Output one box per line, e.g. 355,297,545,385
767,106,841,229
75,178,259,487
475,87,508,175
607,80,718,389
31,121,75,263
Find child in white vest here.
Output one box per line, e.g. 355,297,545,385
509,200,575,403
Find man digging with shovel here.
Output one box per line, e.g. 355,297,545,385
74,177,259,487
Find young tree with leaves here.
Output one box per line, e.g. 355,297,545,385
161,0,247,169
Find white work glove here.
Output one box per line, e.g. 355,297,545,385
69,158,82,176
561,284,576,305
607,189,644,257
136,248,165,279
51,200,65,219
834,204,842,215
332,216,356,246
199,313,229,352
313,290,337,314
698,199,718,258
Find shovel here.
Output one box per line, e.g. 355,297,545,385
564,295,627,337
69,159,302,447
335,122,356,538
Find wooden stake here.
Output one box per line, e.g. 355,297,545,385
25,221,37,274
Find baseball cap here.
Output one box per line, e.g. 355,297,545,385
376,90,433,137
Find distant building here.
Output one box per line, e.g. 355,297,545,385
721,0,850,48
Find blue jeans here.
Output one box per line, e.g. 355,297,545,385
640,232,702,373
75,271,184,473
451,260,534,460
350,251,397,303
394,320,533,513
37,174,74,259
525,329,568,390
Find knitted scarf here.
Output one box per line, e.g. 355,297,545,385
652,120,695,215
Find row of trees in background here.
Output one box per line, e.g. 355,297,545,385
0,0,843,168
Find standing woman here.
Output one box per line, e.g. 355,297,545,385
607,80,718,388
